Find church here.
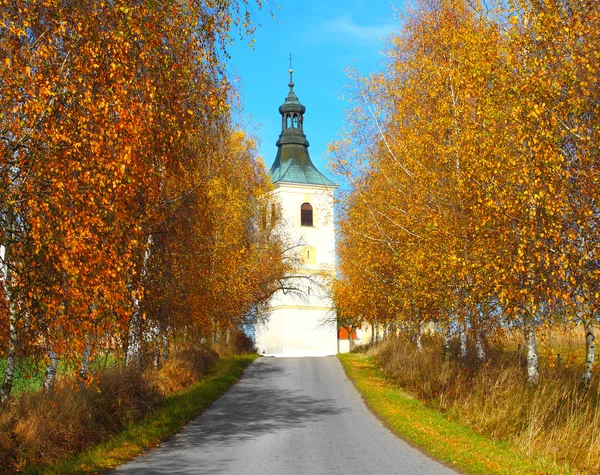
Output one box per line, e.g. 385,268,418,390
254,70,338,356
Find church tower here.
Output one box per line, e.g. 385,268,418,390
255,69,338,356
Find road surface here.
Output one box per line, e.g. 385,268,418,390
113,357,458,475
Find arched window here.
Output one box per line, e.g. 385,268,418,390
301,203,313,227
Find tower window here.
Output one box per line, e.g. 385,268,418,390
301,203,313,227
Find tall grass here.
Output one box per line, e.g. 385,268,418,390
370,335,600,473
0,346,220,474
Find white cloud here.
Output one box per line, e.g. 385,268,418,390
323,14,396,44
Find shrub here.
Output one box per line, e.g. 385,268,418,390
0,345,219,474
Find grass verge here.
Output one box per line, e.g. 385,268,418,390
339,352,577,475
25,354,258,475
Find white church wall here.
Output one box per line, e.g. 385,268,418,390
256,307,337,356
255,181,338,357
272,183,336,272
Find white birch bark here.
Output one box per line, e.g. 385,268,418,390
44,307,66,391
526,319,539,385
126,235,153,367
1,305,17,401
151,324,161,367
43,351,59,391
79,335,92,388
581,321,595,387
415,322,423,352
162,332,169,362
475,329,486,362
459,316,468,362
0,217,18,401
126,312,142,367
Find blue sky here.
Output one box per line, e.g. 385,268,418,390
228,0,405,181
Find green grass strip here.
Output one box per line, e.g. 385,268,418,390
339,353,577,475
27,354,258,475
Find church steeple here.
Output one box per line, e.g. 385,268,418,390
270,68,335,187
278,69,306,133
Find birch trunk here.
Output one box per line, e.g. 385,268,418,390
475,329,486,362
1,306,17,401
44,308,65,391
370,323,375,345
0,218,18,401
415,322,423,352
442,326,451,361
44,351,59,391
526,320,539,385
126,312,142,367
581,321,595,388
151,324,161,367
126,235,153,367
459,317,468,362
162,333,169,362
79,335,92,388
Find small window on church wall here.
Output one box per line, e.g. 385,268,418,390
293,114,298,128
302,245,316,264
286,115,291,128
300,203,313,227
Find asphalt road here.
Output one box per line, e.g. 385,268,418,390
112,357,459,475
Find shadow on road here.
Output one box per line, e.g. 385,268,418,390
114,359,347,474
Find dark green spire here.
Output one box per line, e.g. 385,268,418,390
269,69,336,187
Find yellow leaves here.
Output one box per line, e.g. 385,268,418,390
332,0,600,335
0,0,275,371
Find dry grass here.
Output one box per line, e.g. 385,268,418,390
0,346,219,474
370,335,600,474
154,347,217,396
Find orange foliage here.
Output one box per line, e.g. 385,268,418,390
331,0,600,380
0,0,286,397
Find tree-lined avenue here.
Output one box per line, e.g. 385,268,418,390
112,357,458,475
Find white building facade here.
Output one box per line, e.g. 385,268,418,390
255,70,338,357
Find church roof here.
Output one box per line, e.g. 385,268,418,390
269,70,336,188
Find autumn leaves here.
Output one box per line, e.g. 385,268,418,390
331,0,600,385
0,1,286,399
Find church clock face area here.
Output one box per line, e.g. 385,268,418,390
254,69,338,357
